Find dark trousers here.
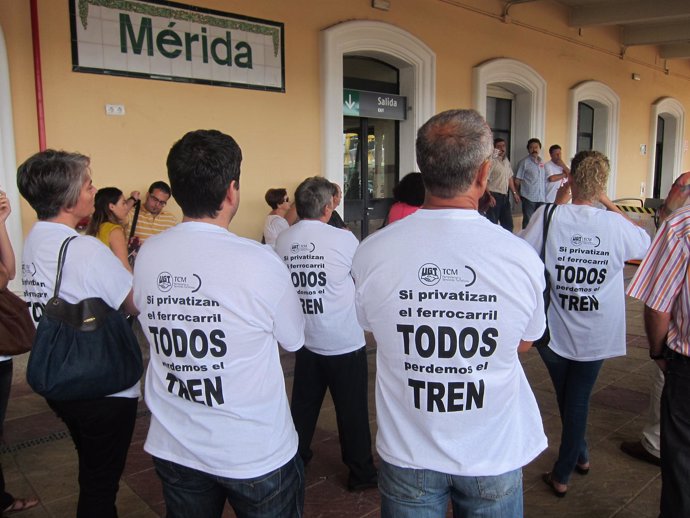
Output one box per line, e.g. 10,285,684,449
660,353,690,518
291,346,376,485
485,191,513,232
47,397,138,518
0,360,13,510
521,197,543,229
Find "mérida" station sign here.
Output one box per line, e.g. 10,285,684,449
70,0,285,92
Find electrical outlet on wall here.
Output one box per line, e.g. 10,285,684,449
105,104,125,116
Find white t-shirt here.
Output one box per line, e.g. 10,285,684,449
134,222,305,479
275,220,364,355
520,204,650,361
351,209,547,476
544,161,567,203
21,222,138,398
264,214,289,247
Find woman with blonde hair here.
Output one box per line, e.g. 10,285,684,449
520,150,650,496
86,187,131,271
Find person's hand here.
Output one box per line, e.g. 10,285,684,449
0,190,11,224
654,358,667,373
512,191,520,204
129,191,141,201
487,193,496,208
555,184,572,205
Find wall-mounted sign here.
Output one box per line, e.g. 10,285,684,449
70,0,285,92
343,89,406,120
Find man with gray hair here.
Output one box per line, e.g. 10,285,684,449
351,109,547,517
275,176,378,491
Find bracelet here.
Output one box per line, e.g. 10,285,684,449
650,350,665,360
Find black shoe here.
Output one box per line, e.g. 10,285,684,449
347,474,378,492
620,440,661,467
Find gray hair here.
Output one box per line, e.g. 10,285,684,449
17,150,91,220
295,176,333,219
416,109,493,198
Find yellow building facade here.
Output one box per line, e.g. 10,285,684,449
1,0,688,274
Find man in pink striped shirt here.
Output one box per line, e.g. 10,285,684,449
627,204,690,518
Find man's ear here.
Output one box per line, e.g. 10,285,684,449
476,160,491,189
227,180,240,206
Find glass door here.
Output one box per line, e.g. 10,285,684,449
343,116,397,239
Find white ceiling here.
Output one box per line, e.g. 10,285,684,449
553,0,690,59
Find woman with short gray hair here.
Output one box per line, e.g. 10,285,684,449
18,150,140,518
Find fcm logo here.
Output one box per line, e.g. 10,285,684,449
418,263,440,286
157,272,173,292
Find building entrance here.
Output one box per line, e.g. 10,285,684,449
343,116,397,239
342,56,403,239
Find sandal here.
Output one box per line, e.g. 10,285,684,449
542,472,567,498
575,463,590,475
4,497,39,514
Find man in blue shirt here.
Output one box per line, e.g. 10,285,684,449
515,138,545,228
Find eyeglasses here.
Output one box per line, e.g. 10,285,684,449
149,194,168,206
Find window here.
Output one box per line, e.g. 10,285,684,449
486,96,512,159
577,102,594,153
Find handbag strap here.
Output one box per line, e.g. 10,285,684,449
540,203,557,261
53,236,78,298
540,203,557,311
128,200,141,240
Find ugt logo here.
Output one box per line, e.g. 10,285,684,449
418,263,440,286
157,272,173,292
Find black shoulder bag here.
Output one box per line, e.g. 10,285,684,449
27,236,143,400
533,204,557,348
127,200,141,267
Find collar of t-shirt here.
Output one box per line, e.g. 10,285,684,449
406,208,483,221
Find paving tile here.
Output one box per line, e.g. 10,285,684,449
592,386,649,414
304,478,379,517
122,440,155,477
123,469,165,511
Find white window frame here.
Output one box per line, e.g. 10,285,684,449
320,21,436,202
472,58,546,161
568,81,620,197
648,97,685,199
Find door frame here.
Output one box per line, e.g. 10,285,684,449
320,20,435,217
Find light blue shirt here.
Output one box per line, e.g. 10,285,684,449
516,155,546,203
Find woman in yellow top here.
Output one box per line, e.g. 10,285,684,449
86,187,131,272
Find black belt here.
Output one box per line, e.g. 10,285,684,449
666,349,690,363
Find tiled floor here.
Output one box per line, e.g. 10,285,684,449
2,266,663,517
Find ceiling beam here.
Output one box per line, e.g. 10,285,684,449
570,0,690,27
659,43,690,59
623,22,690,46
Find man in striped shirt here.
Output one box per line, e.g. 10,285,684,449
627,204,690,518
127,181,178,243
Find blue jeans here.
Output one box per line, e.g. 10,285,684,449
538,345,603,484
520,197,543,229
379,459,523,518
153,454,304,518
